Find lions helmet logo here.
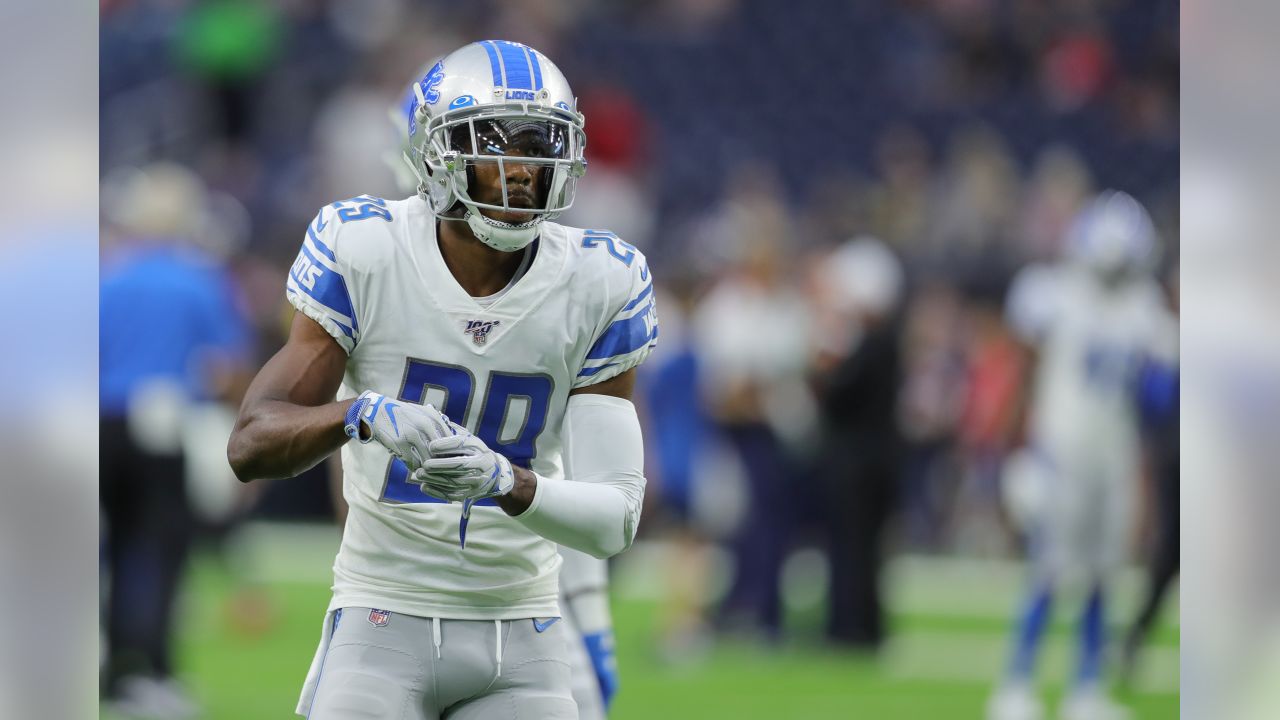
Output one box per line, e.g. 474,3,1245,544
420,61,445,105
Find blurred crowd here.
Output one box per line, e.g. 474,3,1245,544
100,0,1179,701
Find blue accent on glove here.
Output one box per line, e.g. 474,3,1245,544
344,393,372,441
582,631,619,709
344,390,400,444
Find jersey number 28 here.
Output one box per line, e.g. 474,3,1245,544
380,359,552,505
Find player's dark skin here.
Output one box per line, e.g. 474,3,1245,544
227,141,634,518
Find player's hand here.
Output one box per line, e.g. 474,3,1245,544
410,432,515,502
583,630,620,709
343,390,456,467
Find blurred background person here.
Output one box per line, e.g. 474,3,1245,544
1121,263,1179,684
895,280,969,552
99,162,251,718
952,286,1028,556
989,191,1177,720
691,168,814,642
810,236,905,651
641,274,716,662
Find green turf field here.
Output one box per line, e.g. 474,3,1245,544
117,524,1178,719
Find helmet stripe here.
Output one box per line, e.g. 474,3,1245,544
480,41,503,86
528,48,544,90
496,41,534,90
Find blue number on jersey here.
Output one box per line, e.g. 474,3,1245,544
332,195,392,223
474,372,553,469
381,360,553,504
1083,341,1136,393
582,230,635,267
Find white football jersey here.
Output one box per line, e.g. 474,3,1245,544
286,194,657,620
1006,262,1176,471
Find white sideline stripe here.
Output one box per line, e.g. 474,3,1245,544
887,556,1180,628
883,629,1180,694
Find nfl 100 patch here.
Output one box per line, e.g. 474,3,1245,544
464,319,501,346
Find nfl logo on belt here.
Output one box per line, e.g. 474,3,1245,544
464,319,500,346
368,608,391,627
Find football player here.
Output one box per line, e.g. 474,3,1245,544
227,40,656,720
988,191,1177,720
385,60,621,719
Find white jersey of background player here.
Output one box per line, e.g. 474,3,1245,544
228,40,655,720
991,190,1176,720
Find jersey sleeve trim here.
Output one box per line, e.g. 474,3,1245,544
291,241,359,330
285,209,361,353
574,262,659,387
620,280,652,312
287,287,357,353
306,213,337,262
584,295,655,360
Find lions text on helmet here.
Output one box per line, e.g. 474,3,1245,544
403,40,588,252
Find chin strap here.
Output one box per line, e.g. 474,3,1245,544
465,210,542,252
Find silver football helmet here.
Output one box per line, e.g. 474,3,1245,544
403,40,587,252
1065,189,1158,280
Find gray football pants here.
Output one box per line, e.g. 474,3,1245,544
306,608,578,720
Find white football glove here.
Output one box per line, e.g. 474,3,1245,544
410,432,515,502
410,431,516,548
343,390,457,467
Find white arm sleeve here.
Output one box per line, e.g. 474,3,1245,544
516,394,646,559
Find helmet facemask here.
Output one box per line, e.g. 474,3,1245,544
407,100,587,252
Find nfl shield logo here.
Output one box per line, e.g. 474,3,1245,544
367,608,391,627
464,320,500,346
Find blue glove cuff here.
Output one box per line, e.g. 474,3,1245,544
583,631,619,708
344,392,374,443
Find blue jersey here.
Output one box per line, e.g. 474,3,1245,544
99,245,248,417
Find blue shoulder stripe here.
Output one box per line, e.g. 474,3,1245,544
577,362,617,378
585,300,655,360
622,282,653,312
293,243,358,332
307,224,337,262
286,287,355,339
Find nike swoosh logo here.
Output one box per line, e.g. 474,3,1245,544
313,213,329,233
384,402,400,436
533,617,560,633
